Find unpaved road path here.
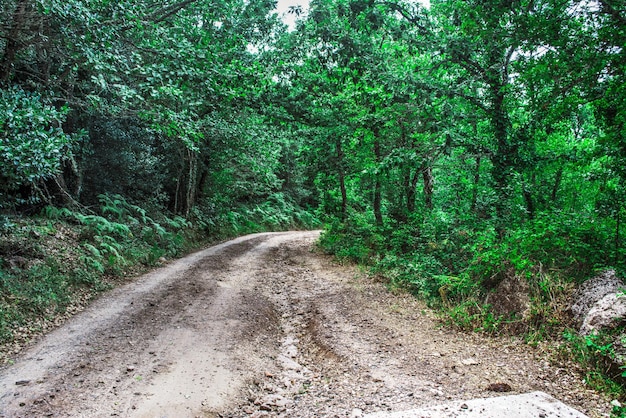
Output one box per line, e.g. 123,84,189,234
0,231,610,417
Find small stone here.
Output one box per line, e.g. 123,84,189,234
351,408,363,417
486,382,512,392
126,366,135,372
460,403,469,410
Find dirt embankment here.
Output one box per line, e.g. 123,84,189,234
0,231,610,417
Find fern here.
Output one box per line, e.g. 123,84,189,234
97,235,123,252
164,215,190,229
0,215,15,233
83,243,102,258
73,214,131,237
80,255,104,273
129,203,149,223
98,194,127,221
152,222,168,238
43,206,74,220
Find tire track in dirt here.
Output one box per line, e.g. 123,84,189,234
222,237,609,417
0,233,294,417
0,231,611,417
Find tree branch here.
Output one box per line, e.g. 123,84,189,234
119,0,199,31
377,1,428,35
597,0,626,26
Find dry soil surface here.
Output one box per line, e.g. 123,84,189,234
0,231,611,417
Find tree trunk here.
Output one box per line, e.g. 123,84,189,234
335,139,347,219
196,167,209,200
551,166,563,203
471,156,481,212
174,148,185,214
185,149,198,217
422,164,434,210
491,92,509,194
49,173,80,208
400,122,415,217
0,0,30,83
373,136,383,226
489,83,513,231
406,166,420,214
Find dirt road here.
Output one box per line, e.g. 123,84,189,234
0,231,610,417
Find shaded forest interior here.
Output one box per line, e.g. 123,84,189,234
1,0,626,407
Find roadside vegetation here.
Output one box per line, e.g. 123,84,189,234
1,0,625,413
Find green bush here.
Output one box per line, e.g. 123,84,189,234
562,329,625,400
193,192,320,238
318,214,382,264
0,87,85,207
443,300,502,333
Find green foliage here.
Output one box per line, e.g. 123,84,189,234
442,300,502,334
0,257,98,343
614,405,626,418
194,192,320,238
0,215,15,233
0,87,81,206
562,330,625,399
40,194,199,277
456,211,620,298
373,253,446,299
318,214,383,264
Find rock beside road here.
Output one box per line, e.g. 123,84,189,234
581,292,626,335
571,270,624,325
569,269,626,386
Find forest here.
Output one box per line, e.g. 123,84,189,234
1,0,625,408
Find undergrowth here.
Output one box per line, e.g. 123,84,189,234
193,192,320,237
561,330,626,397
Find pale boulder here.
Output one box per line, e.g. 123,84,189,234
571,269,624,323
580,292,626,335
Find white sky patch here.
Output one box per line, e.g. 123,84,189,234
274,0,430,31
275,0,308,31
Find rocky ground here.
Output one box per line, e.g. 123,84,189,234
0,231,611,417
